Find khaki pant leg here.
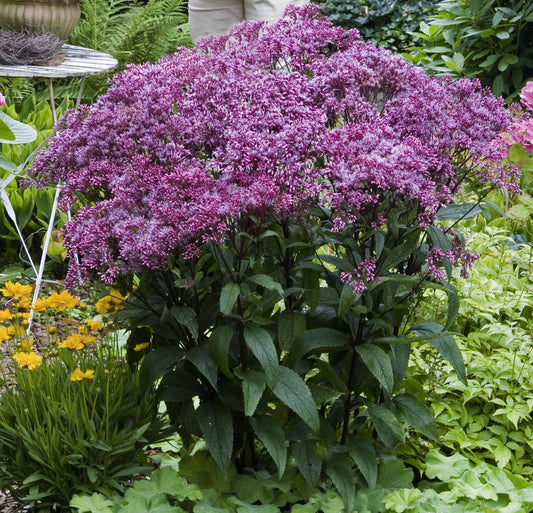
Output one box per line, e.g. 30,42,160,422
189,0,245,44
244,0,310,22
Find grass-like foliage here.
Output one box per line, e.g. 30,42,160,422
28,5,521,510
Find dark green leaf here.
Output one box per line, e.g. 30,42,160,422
429,335,466,384
436,203,481,221
197,399,233,473
293,440,322,487
377,459,414,489
356,345,394,395
347,435,377,488
393,394,439,441
248,274,283,296
244,324,279,383
140,347,183,388
208,324,234,378
270,366,319,431
325,452,355,513
285,328,349,366
237,369,265,417
367,403,404,447
379,231,421,271
277,311,306,352
157,370,202,404
250,415,287,476
220,282,240,315
171,306,198,341
185,345,218,390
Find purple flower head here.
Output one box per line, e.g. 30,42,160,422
29,6,518,287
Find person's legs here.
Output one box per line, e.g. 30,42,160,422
244,0,309,22
188,0,245,44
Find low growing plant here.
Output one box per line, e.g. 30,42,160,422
0,281,166,511
29,5,520,509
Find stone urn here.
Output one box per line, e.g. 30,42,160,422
0,0,81,41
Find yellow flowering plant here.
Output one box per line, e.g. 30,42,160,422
0,281,168,511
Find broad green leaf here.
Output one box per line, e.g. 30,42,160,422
140,347,183,388
325,452,355,513
250,415,287,476
0,111,37,144
171,306,198,341
70,493,114,513
220,282,240,315
270,366,319,431
237,369,265,416
436,203,481,221
428,335,466,384
393,394,439,441
382,489,424,513
285,328,349,366
197,399,233,473
208,324,234,378
186,345,218,390
367,403,404,447
157,370,203,403
494,444,513,469
248,274,283,295
356,345,394,395
377,459,414,489
425,450,470,481
277,310,306,352
244,324,279,382
293,440,322,487
379,231,421,271
347,435,377,487
0,156,17,173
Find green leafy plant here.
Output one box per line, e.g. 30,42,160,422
405,0,533,100
313,0,436,52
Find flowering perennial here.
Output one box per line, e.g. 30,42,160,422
30,5,518,287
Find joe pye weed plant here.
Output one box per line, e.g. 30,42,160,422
30,5,522,511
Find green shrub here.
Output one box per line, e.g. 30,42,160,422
405,0,533,101
313,0,435,52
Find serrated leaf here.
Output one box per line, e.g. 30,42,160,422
277,311,306,352
347,435,377,487
356,345,394,395
171,306,198,341
367,403,404,447
238,369,265,416
248,274,283,295
250,415,287,476
377,459,414,489
220,282,240,315
186,345,218,390
285,328,349,366
270,366,319,431
325,452,355,513
208,324,234,378
393,394,439,441
494,444,512,469
428,335,466,384
244,324,279,382
197,399,233,473
140,347,183,388
425,450,471,481
293,440,322,487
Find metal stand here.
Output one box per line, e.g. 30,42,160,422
0,45,118,327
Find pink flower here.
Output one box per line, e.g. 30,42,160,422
520,81,533,111
0,92,5,106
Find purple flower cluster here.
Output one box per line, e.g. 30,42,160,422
30,4,518,286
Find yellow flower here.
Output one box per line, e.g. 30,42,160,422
15,298,31,312
19,338,33,352
32,297,51,312
70,368,95,381
78,302,88,311
0,281,32,299
134,342,150,352
13,351,42,370
80,334,96,346
95,290,127,316
47,326,57,334
58,334,85,350
85,319,103,332
0,309,13,322
47,290,78,311
0,327,8,343
7,324,26,337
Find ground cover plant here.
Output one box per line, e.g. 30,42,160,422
26,5,524,510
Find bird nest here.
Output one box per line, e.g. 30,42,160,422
0,29,64,65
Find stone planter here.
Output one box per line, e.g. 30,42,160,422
0,0,81,41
